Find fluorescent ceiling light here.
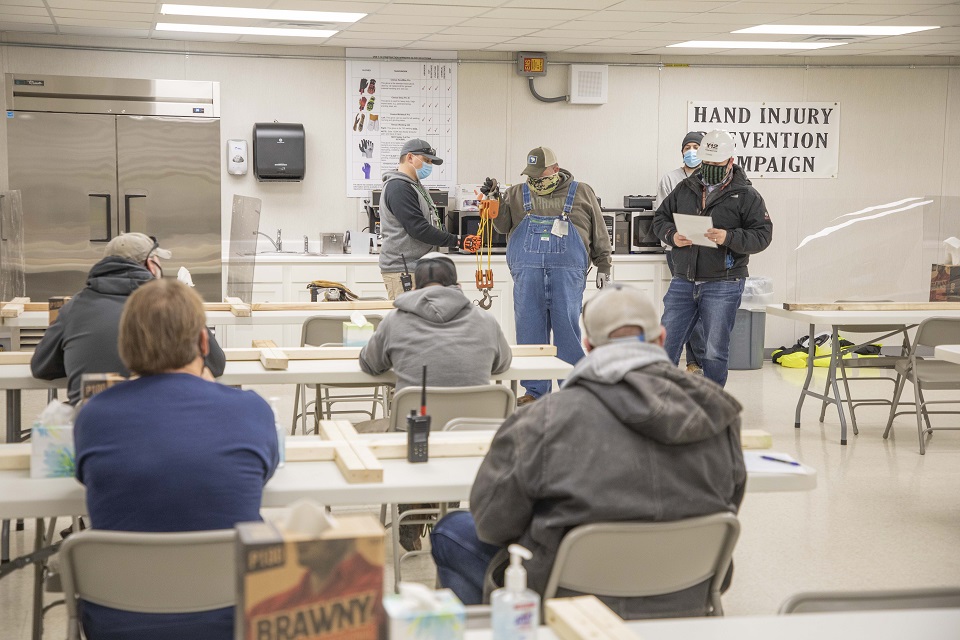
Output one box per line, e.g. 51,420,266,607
160,4,365,23
734,25,939,36
668,41,843,50
155,23,338,37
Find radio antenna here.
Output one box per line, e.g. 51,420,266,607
420,365,427,416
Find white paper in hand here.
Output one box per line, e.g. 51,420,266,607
674,213,717,248
177,266,195,287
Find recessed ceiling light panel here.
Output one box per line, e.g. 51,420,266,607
155,23,338,37
668,41,843,50
160,4,365,23
734,25,938,36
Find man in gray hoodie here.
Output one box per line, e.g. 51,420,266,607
379,139,464,299
431,284,746,618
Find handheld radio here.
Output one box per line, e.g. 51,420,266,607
400,253,413,292
406,365,431,463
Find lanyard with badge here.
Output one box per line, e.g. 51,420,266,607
522,181,579,238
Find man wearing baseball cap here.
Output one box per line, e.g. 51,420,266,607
479,146,612,405
432,284,746,614
653,130,773,387
31,232,226,404
379,138,464,299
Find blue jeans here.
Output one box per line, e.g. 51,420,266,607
431,511,501,605
508,215,589,399
665,250,706,367
661,277,745,387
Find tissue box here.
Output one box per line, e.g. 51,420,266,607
30,424,75,479
383,589,465,640
236,514,385,640
455,185,481,212
343,322,375,347
930,264,960,301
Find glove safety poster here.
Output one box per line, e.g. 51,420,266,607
345,49,458,196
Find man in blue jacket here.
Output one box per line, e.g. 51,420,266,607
652,130,773,387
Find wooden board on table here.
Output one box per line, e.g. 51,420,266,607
252,340,278,349
784,302,960,311
0,443,30,470
224,296,252,317
741,429,772,450
333,442,383,483
252,301,393,311
0,297,30,318
546,597,639,640
224,344,557,362
0,351,34,365
259,347,289,370
366,433,494,459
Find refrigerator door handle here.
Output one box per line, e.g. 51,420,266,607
123,193,147,233
0,194,6,241
89,193,112,242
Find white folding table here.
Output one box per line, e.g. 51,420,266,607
934,345,960,364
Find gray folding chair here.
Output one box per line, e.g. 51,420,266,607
779,586,960,614
443,417,506,432
384,385,515,591
389,385,515,432
882,317,960,454
291,315,387,434
59,529,236,640
542,513,740,617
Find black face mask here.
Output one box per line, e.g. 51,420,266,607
700,162,729,186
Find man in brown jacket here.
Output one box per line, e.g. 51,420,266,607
431,284,746,618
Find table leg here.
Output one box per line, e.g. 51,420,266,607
6,389,22,443
794,323,816,428
31,518,44,640
828,326,849,445
1,520,9,564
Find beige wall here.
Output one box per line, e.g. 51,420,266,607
2,37,959,346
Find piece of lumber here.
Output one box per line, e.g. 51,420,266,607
1,297,30,318
346,440,383,479
366,433,494,459
0,351,33,365
223,344,556,362
784,302,960,311
741,429,772,450
330,420,359,439
0,443,30,470
251,339,278,349
546,597,639,640
333,442,383,483
284,438,337,462
251,301,393,311
259,347,288,370
510,344,557,357
318,420,347,441
223,296,251,317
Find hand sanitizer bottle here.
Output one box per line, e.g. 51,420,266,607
269,397,285,468
491,544,539,639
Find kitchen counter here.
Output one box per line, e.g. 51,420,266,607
223,252,667,264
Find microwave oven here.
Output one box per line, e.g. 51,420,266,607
451,212,507,253
630,211,663,253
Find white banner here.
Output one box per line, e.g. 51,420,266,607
687,101,840,179
345,48,457,197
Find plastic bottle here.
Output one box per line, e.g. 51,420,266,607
491,544,539,639
269,396,285,468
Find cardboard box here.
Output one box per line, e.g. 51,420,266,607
236,514,386,640
454,185,481,212
79,373,128,406
383,589,465,640
343,321,375,347
48,296,70,325
930,264,960,302
30,423,75,479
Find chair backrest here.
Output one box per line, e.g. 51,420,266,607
443,417,505,432
59,529,236,625
390,385,515,431
543,513,740,610
913,317,960,350
301,315,382,347
779,587,960,614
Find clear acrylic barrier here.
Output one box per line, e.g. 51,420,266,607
0,190,26,301
226,195,262,305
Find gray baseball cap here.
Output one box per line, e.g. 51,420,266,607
522,146,558,177
582,284,662,346
104,232,172,262
399,138,443,165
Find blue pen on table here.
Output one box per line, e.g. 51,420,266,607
761,455,801,467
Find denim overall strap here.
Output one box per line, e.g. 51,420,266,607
561,181,579,217
522,183,533,212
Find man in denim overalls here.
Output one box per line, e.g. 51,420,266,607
484,147,612,405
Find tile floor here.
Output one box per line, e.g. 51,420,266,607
1,363,959,639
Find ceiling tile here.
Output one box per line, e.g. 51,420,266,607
0,6,50,17
360,14,465,26
480,8,592,21
55,17,152,28
440,26,539,37
46,0,155,11
0,13,53,24
710,3,838,14
375,5,489,17
59,25,151,37
608,1,729,11
52,9,158,21
501,0,621,8
0,21,56,32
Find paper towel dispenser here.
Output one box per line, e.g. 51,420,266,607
253,122,305,182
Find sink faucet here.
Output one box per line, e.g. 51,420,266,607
303,235,309,253
254,229,282,252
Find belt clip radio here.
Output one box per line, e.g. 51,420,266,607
407,365,431,463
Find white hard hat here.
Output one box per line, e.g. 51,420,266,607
698,130,735,163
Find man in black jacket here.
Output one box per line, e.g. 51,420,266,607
31,233,226,404
652,130,772,387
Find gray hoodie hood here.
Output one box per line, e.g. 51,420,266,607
393,285,472,323
86,256,153,296
566,339,742,447
381,169,414,185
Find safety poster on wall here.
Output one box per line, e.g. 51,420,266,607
345,48,457,197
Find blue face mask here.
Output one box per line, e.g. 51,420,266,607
415,157,433,181
683,149,700,168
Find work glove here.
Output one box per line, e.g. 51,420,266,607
359,139,374,158
596,271,611,289
479,177,497,196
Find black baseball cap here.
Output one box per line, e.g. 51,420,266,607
399,138,443,165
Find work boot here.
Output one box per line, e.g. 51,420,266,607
517,394,537,406
686,363,704,375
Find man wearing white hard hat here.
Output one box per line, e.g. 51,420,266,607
652,130,773,387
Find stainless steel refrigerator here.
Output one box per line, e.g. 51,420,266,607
5,74,222,301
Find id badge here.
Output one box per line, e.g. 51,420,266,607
551,217,569,237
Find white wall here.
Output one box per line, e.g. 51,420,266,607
2,36,959,347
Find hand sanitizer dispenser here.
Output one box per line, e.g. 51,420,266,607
491,544,539,639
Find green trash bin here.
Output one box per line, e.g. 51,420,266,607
728,308,766,370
